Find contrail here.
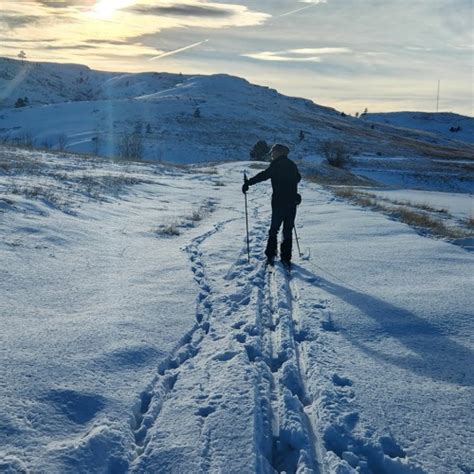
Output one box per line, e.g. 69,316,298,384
274,3,317,18
149,39,209,61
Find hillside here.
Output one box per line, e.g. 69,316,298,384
363,111,474,145
1,57,473,164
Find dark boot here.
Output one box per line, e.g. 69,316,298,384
280,237,292,264
265,234,277,262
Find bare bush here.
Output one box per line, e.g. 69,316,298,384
57,134,68,151
116,133,144,160
321,140,351,168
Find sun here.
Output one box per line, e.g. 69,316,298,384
89,0,136,20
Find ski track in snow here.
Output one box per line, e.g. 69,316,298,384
125,189,326,473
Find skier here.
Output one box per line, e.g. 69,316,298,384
242,143,301,268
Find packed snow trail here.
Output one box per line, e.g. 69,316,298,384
128,192,325,472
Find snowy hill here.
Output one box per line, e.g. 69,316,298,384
1,145,473,473
363,111,474,145
1,57,473,163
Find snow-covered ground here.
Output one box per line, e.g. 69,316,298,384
1,147,473,473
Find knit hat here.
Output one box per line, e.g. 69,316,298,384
270,143,289,158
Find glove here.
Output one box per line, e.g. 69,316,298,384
242,182,249,194
295,193,302,205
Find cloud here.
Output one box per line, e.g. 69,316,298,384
242,46,351,62
0,0,269,65
243,51,321,62
127,4,234,18
0,13,43,30
291,47,352,55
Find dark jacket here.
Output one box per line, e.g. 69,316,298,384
248,155,301,206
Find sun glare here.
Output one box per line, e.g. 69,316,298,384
89,0,136,19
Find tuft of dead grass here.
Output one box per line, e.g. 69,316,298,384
155,223,181,236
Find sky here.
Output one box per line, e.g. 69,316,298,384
1,0,473,115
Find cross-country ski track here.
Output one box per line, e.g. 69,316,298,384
1,158,472,473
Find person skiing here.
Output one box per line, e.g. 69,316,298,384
242,143,301,268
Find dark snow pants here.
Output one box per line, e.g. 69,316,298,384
265,203,297,262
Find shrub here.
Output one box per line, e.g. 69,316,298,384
321,140,351,168
116,132,144,160
250,140,270,161
15,97,29,108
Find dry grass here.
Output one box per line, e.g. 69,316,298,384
153,200,216,238
306,170,372,186
155,222,181,236
464,217,474,230
333,187,470,240
393,207,464,238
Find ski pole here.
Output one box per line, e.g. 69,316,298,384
244,172,250,262
294,224,302,258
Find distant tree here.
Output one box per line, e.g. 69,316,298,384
341,112,346,117
355,112,359,118
18,51,26,62
250,140,270,161
194,107,201,118
299,130,305,141
362,107,368,115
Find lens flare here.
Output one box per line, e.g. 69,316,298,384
89,0,136,19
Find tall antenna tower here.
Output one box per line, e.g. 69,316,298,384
436,80,440,113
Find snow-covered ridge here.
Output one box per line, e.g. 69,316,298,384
363,111,474,145
1,57,472,164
